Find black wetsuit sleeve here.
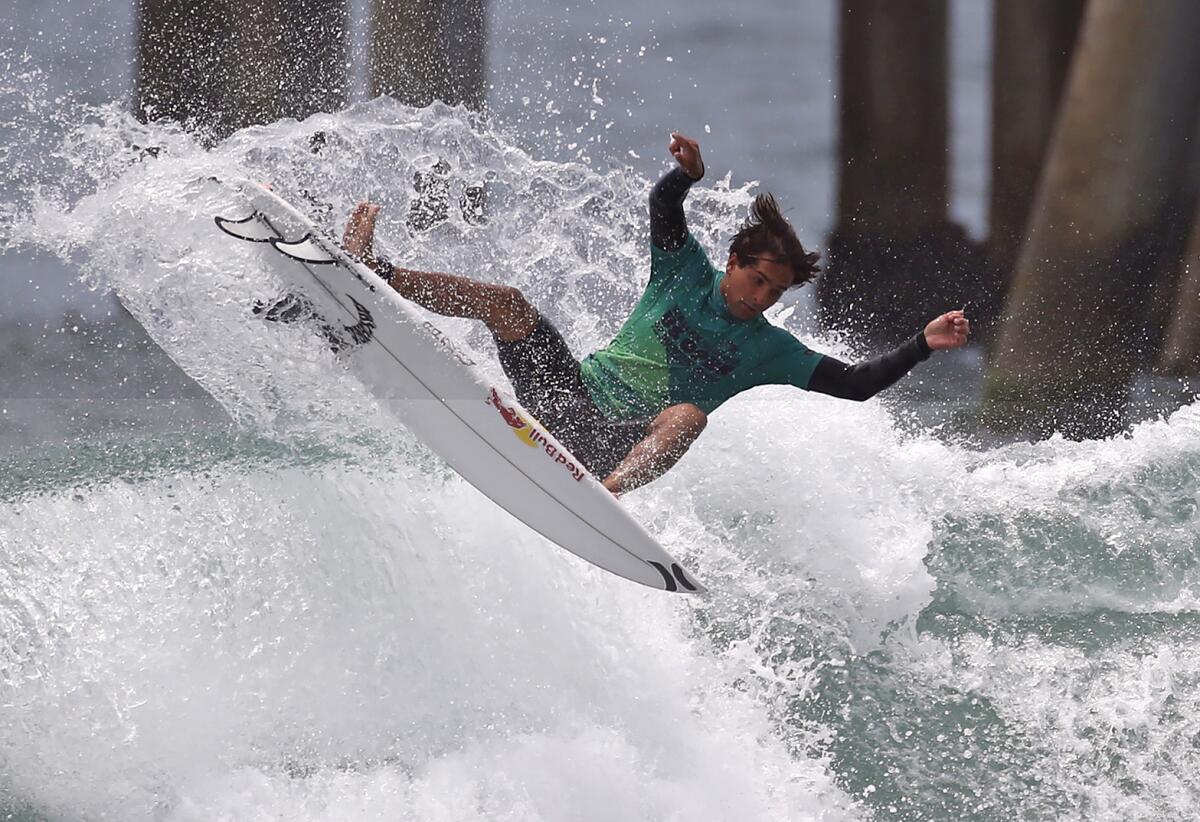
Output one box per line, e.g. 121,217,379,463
649,166,700,252
807,332,933,401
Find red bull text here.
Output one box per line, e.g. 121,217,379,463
487,389,585,482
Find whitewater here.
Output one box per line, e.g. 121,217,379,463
4,53,1200,822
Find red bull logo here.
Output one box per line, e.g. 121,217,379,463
488,388,538,447
487,389,584,482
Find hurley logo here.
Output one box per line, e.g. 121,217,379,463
654,307,738,380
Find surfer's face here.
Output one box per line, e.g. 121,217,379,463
722,252,794,320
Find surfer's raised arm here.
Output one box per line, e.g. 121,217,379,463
649,132,705,252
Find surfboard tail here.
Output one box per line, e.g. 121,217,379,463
645,560,703,593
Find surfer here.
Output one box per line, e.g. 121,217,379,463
342,133,970,496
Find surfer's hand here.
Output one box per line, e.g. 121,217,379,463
923,310,970,350
669,132,704,180
343,202,380,260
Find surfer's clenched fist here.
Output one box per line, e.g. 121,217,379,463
669,132,705,180
343,202,380,261
923,310,970,351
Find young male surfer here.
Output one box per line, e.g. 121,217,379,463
342,133,970,496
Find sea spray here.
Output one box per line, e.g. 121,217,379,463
4,86,1200,822
1,98,858,819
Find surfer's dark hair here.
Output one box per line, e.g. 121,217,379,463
728,193,821,287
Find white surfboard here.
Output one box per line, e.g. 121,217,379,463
216,180,703,593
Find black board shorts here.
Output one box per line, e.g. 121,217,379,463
494,317,653,479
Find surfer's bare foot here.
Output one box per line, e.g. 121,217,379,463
343,202,380,260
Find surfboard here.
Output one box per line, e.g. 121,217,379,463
215,180,703,593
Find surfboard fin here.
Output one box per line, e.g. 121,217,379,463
269,235,339,265
214,214,281,243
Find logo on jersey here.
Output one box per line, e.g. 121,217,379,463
654,307,738,380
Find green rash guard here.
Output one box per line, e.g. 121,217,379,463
579,233,823,420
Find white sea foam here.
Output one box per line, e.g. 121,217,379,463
0,102,865,820
0,465,854,820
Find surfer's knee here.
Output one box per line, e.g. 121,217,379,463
488,285,539,342
654,403,707,443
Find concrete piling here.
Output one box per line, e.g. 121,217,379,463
369,0,487,109
984,0,1200,438
818,0,983,346
135,0,349,139
1158,206,1200,377
988,0,1086,275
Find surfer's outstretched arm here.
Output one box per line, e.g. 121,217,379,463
650,132,705,252
808,310,970,401
601,403,707,496
343,202,537,341
808,333,932,401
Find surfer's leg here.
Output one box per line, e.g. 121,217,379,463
390,271,538,342
494,317,587,422
601,403,707,495
344,202,538,341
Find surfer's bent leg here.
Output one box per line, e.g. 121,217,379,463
492,318,655,481
601,403,707,495
344,201,538,342
389,271,538,342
